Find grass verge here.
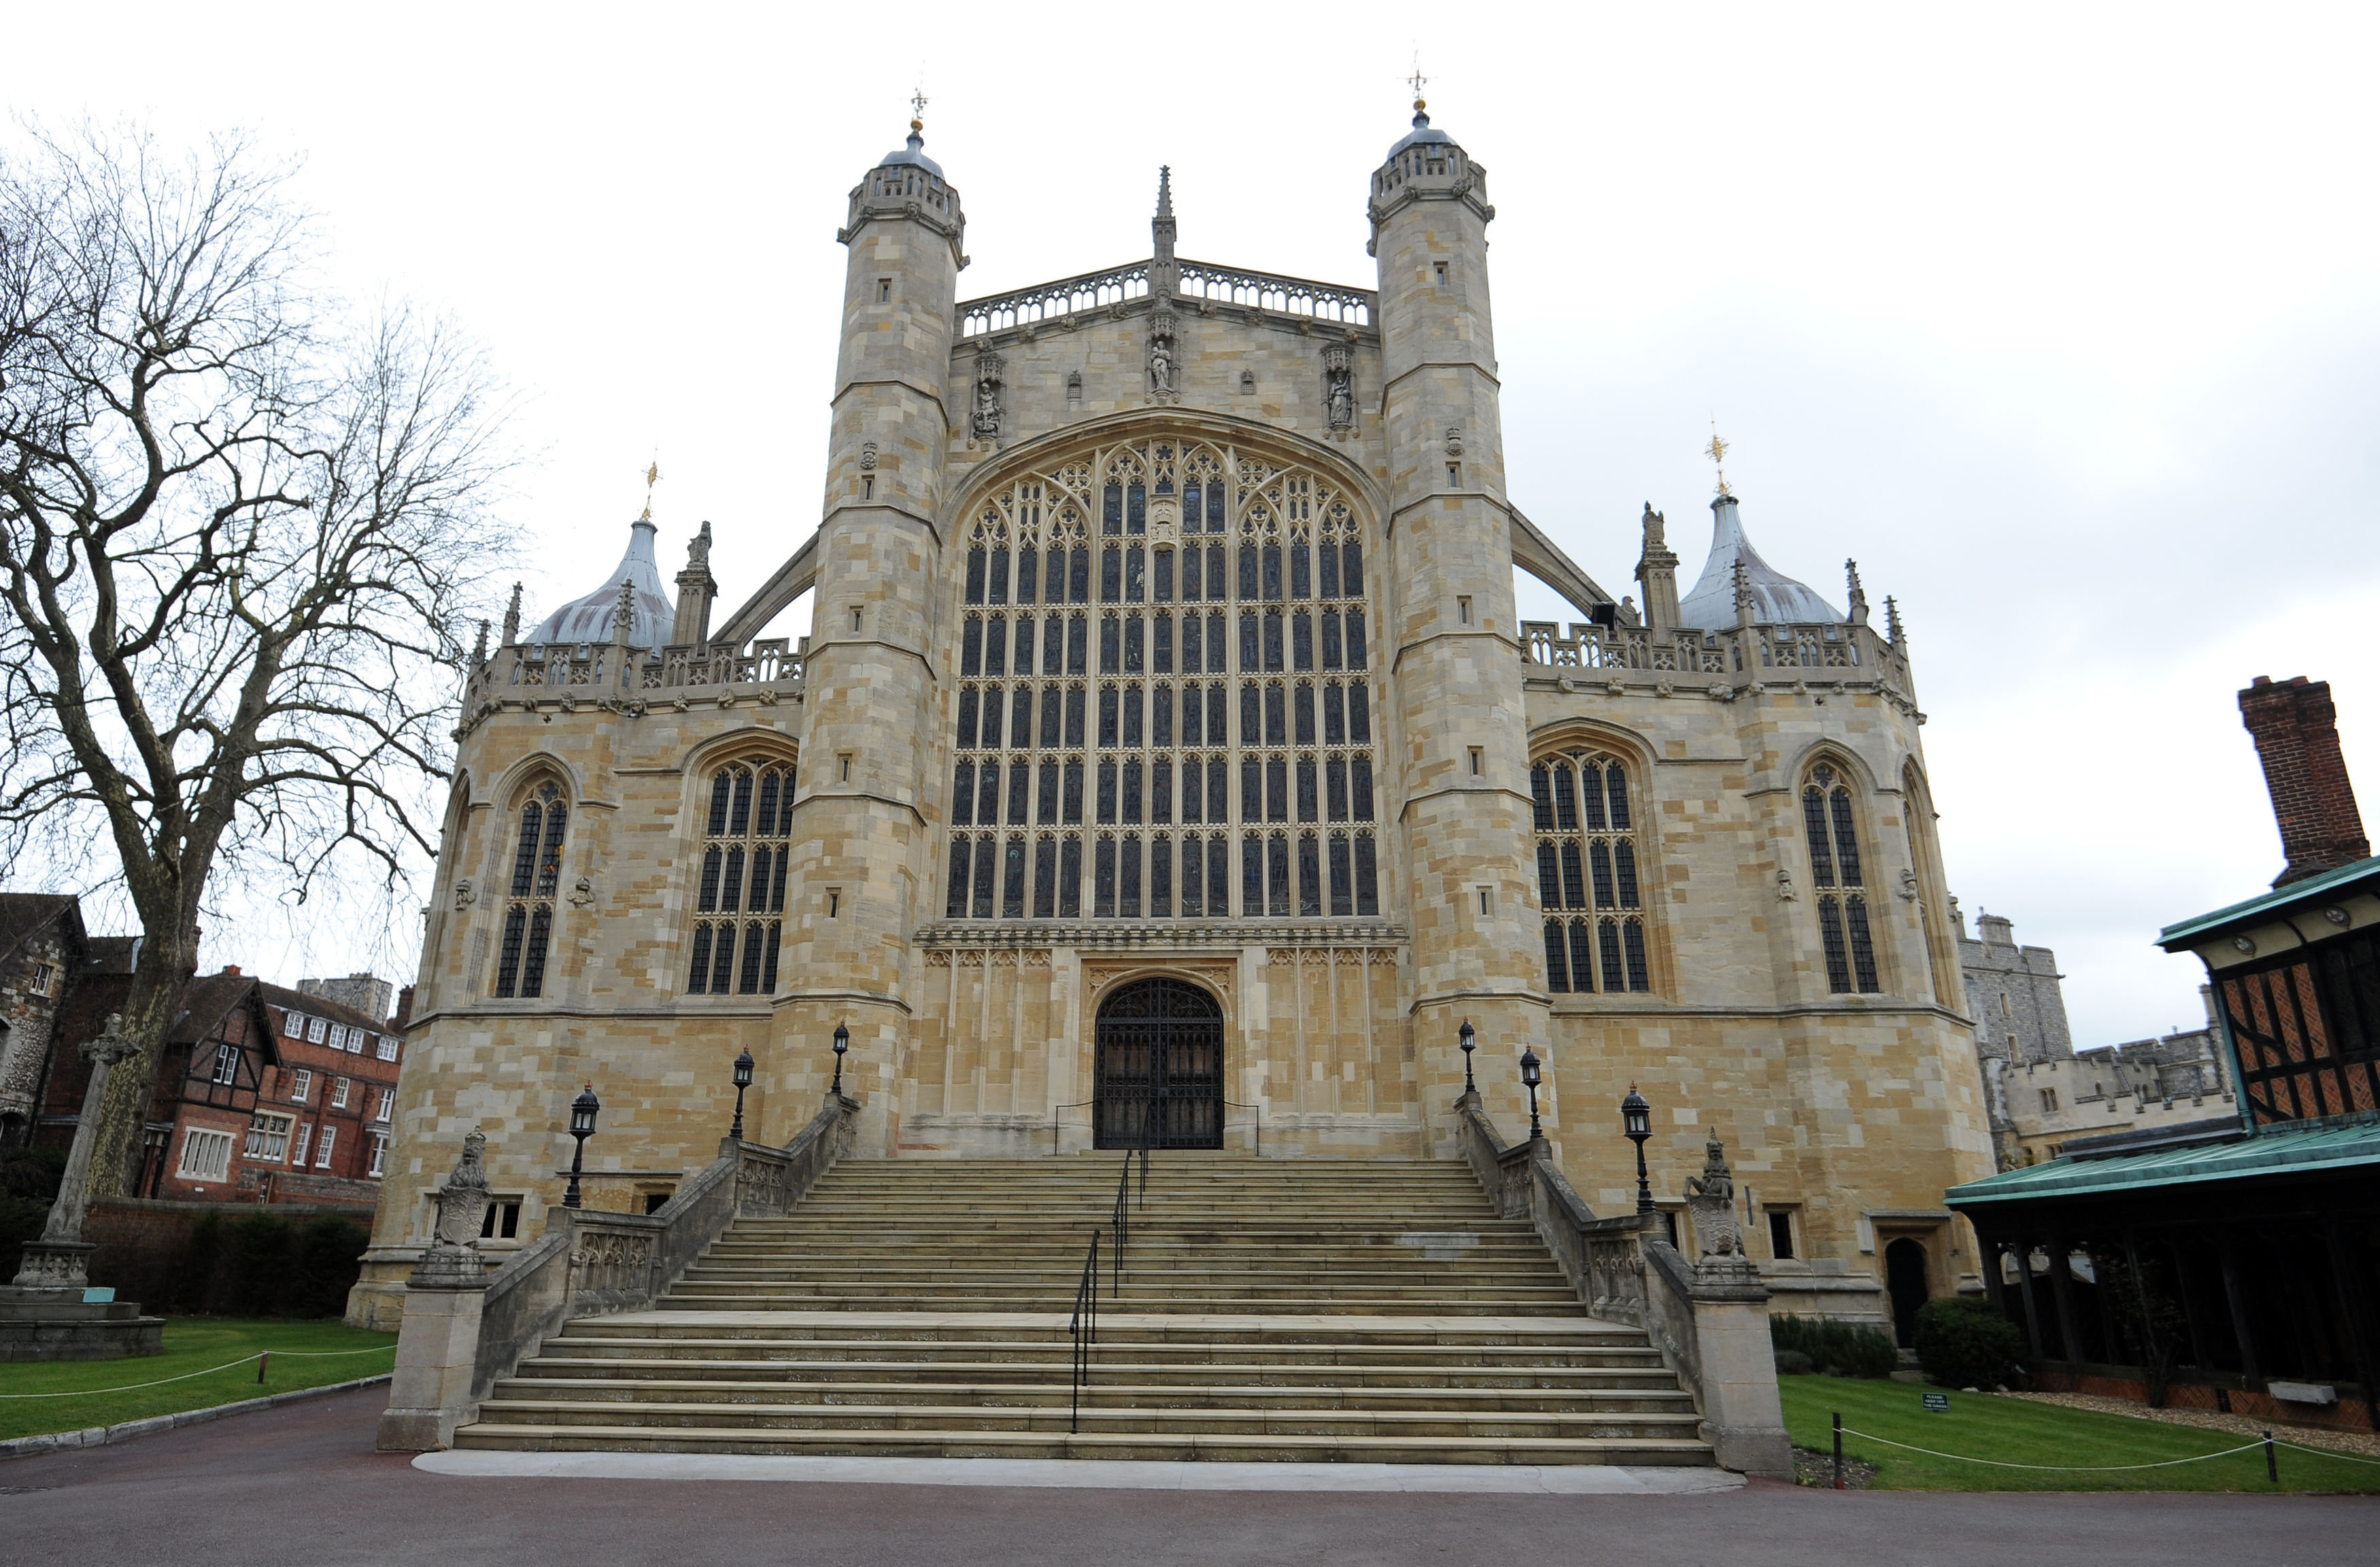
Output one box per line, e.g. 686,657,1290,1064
0,1316,396,1442
1779,1375,2380,1493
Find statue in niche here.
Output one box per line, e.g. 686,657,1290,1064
970,352,1003,441
1323,345,1355,429
1147,338,1174,398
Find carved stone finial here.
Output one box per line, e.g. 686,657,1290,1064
411,1128,493,1290
82,1013,143,1070
1845,559,1869,625
688,520,713,572
1641,502,1666,548
1732,560,1756,629
611,577,636,640
1885,593,1904,644
470,619,489,669
501,583,522,647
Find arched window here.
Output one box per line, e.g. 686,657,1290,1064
946,436,1380,923
687,757,794,995
1531,749,1651,994
494,781,567,999
1803,761,1882,993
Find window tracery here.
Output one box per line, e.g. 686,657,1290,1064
687,757,794,994
494,781,567,999
1531,751,1651,993
1803,761,1882,993
951,436,1378,921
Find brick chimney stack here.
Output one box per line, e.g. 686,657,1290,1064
2238,674,2370,887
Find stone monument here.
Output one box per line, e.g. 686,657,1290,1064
0,1016,165,1359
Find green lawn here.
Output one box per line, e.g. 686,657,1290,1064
0,1317,396,1442
1780,1375,2380,1493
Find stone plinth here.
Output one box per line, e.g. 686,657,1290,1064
0,1288,165,1362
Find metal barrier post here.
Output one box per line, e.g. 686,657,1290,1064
2265,1430,2277,1483
1833,1411,1844,1489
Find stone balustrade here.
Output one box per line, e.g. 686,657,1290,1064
1450,1089,1790,1477
464,637,805,707
377,1092,861,1451
957,256,1376,341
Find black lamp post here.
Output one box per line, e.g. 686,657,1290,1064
730,1048,754,1140
1458,1019,1476,1095
830,1022,850,1097
1621,1083,1654,1215
563,1082,600,1209
1519,1047,1544,1140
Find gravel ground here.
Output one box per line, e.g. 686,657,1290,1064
1790,1446,1879,1488
2003,1391,2380,1461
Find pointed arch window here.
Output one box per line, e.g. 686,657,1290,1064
947,437,1380,923
494,782,567,999
1531,750,1652,994
1803,762,1882,993
687,756,794,994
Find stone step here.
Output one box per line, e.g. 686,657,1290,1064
510,1355,1677,1386
551,1311,1645,1347
468,1395,1710,1441
452,1423,1716,1466
486,1375,1695,1414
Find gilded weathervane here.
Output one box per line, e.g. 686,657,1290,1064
641,458,662,521
1706,421,1732,499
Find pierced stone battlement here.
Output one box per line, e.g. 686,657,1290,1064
959,256,1376,341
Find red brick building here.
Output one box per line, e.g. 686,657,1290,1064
246,982,407,1201
14,916,409,1211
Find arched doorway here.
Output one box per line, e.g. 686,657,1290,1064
1885,1237,1931,1347
1094,978,1223,1150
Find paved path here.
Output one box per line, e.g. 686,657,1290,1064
0,1385,2366,1567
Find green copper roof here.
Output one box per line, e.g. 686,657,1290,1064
1945,1116,2380,1207
2156,854,2380,949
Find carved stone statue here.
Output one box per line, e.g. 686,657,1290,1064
410,1128,492,1289
1147,339,1174,398
1683,1137,1746,1262
1323,346,1355,430
570,875,596,908
454,878,475,910
1775,867,1797,902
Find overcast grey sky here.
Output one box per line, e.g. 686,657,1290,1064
17,1,2375,1044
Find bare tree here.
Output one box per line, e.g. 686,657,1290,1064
0,124,512,1196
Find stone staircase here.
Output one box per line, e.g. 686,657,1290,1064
454,1156,1712,1464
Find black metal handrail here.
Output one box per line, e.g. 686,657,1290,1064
1108,1109,1151,1298
1068,1228,1098,1434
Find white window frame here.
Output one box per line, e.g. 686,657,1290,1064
290,1069,312,1102
333,1077,351,1109
177,1126,235,1182
245,1112,294,1163
314,1124,337,1168
349,1028,367,1054
210,1044,241,1086
371,1089,393,1123
284,1010,305,1038
307,1017,328,1044
375,1033,399,1063
367,1131,389,1178
291,1122,311,1166
31,962,57,996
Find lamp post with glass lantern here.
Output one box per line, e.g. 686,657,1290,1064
1458,1019,1476,1095
562,1083,600,1209
1518,1047,1544,1141
1621,1083,1654,1215
830,1022,849,1097
730,1048,754,1140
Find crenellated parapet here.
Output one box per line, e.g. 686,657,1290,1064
454,638,804,736
1518,616,1916,710
838,128,966,264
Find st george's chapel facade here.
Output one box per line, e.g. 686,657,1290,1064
350,101,1996,1330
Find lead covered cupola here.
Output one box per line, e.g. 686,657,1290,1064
524,519,676,646
1675,493,1846,630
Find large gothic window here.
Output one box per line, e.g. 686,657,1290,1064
494,781,566,999
687,757,794,995
1803,762,1882,993
1533,751,1651,993
947,438,1380,922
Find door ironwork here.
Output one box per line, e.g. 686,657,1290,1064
1094,978,1224,1150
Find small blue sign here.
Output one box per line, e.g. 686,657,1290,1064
82,1286,116,1304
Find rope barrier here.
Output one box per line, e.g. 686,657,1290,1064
1837,1426,2268,1472
2277,1440,2380,1468
0,1342,394,1400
